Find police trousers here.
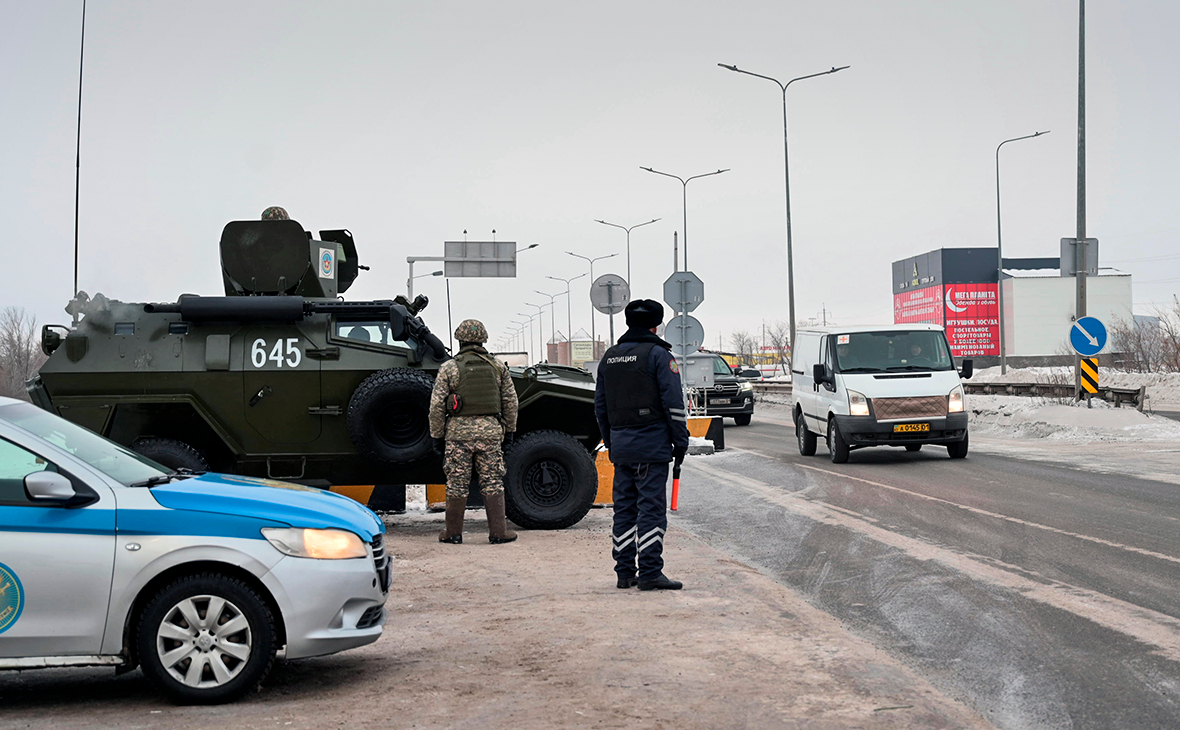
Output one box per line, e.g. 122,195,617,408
611,462,669,581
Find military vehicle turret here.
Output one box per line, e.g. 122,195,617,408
30,219,600,529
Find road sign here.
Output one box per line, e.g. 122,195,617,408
591,274,629,315
442,241,519,278
663,271,704,313
665,315,704,356
1069,316,1107,357
1080,357,1099,394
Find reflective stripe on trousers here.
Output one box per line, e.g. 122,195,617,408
611,461,670,581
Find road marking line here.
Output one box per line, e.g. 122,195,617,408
686,458,1180,660
792,462,1180,567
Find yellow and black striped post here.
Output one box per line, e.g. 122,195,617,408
1079,357,1099,394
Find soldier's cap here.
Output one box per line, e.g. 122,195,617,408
261,206,290,221
625,299,663,329
454,318,488,344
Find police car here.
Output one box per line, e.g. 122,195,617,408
0,396,390,704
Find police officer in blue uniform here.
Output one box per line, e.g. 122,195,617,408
595,299,690,591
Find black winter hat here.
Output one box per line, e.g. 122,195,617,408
625,299,664,329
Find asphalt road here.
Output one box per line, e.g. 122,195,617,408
672,408,1180,729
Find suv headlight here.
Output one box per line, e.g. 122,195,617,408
948,385,964,413
262,527,367,559
847,389,869,416
738,381,754,392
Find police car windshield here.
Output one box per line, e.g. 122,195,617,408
0,402,169,486
833,331,955,373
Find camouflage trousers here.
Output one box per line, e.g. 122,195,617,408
443,439,506,499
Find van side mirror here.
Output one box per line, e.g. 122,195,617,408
959,359,974,380
812,363,828,384
25,471,77,502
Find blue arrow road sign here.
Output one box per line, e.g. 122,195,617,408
1069,316,1107,357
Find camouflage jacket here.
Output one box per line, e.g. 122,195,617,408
428,346,519,441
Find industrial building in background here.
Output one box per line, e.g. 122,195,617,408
892,245,1132,364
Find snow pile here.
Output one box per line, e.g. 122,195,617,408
967,394,1180,443
972,366,1180,406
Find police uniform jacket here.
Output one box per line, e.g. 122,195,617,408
594,329,690,464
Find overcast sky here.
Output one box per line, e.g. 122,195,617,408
3,1,1177,356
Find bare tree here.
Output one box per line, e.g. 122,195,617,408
1109,297,1180,373
729,330,755,367
0,307,47,401
766,320,792,375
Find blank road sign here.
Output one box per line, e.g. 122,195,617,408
663,271,704,313
665,315,704,356
443,241,518,278
1069,316,1107,357
591,274,630,315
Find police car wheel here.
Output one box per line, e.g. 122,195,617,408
132,438,209,473
503,430,596,530
347,367,435,464
137,573,277,705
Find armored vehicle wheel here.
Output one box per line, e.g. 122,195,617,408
347,368,435,464
905,444,922,452
503,430,596,530
133,438,210,473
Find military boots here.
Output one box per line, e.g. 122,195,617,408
484,493,517,544
438,497,466,544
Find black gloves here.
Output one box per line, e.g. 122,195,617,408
672,444,687,460
433,437,446,457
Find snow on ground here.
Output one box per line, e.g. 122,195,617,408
973,365,1180,409
968,394,1180,443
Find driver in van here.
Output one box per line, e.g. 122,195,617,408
836,343,861,369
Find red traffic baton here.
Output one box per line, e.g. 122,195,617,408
671,454,684,511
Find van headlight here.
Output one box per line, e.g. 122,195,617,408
847,389,870,417
948,385,964,413
262,527,367,559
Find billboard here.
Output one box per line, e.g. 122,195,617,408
893,285,944,325
570,341,596,364
943,283,998,357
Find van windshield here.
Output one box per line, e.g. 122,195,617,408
833,330,954,373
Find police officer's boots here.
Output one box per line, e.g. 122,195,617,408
438,497,466,544
484,493,517,544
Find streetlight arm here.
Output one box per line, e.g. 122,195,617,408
685,169,730,184
640,167,686,185
785,65,850,89
997,130,1050,157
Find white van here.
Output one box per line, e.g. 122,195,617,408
791,325,972,463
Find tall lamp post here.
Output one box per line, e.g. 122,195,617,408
565,251,617,353
639,167,728,271
996,130,1050,375
547,272,586,365
525,302,550,361
594,218,660,287
513,316,535,363
718,62,849,354
535,289,564,362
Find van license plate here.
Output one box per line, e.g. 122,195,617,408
893,423,930,433
711,398,730,405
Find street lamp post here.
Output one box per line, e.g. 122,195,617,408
525,302,549,361
718,62,849,355
639,167,728,271
546,273,587,365
565,251,617,354
406,255,446,300
594,218,659,288
535,289,564,362
514,315,535,363
996,130,1050,375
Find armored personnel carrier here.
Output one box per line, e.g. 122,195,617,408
29,219,600,529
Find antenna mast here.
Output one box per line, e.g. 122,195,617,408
72,0,87,324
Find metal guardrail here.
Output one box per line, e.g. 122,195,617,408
752,382,792,394
754,379,1148,411
963,382,1147,410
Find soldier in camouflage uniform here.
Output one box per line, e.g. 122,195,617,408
261,206,290,221
429,319,519,544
